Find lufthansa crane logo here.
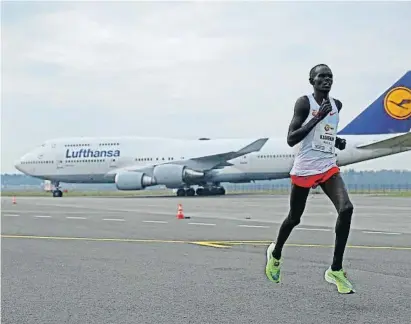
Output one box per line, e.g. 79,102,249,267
384,86,411,120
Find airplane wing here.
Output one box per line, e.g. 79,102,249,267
106,137,268,175
173,138,268,170
356,132,411,150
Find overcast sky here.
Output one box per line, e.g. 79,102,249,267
2,1,411,174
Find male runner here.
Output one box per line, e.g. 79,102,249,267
265,64,355,294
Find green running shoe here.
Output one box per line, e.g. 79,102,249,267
325,267,355,294
265,242,281,283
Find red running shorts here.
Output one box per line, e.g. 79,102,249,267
290,166,340,189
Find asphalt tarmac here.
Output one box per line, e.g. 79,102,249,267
1,195,411,324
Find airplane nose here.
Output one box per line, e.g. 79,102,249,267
14,159,23,172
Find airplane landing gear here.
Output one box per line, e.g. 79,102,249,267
175,186,226,197
176,188,195,196
53,190,63,197
195,186,226,196
51,181,63,197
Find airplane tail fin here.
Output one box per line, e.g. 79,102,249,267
338,71,411,135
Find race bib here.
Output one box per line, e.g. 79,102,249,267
312,120,336,154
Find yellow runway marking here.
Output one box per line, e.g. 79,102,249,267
1,235,410,251
207,241,411,251
191,242,232,248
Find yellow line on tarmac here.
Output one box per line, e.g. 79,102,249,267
344,245,411,251
209,240,272,244
1,235,410,251
191,242,232,248
208,241,411,251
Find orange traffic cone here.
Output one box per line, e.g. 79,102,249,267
176,204,185,219
12,196,16,204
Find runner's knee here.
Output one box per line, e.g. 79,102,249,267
339,201,353,220
286,209,303,227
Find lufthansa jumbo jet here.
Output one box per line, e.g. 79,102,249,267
15,71,411,197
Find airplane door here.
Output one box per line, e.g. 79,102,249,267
238,154,253,174
56,159,64,169
109,158,118,168
239,155,250,166
236,154,254,182
53,144,65,169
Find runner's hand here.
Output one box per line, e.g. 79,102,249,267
315,99,332,121
335,137,346,150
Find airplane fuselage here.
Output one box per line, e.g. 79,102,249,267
15,134,409,186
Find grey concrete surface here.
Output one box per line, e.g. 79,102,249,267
1,195,410,324
3,194,410,233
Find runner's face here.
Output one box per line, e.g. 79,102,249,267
312,66,333,92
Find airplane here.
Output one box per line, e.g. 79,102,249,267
14,70,411,197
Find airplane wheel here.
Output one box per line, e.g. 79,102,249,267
176,188,186,197
217,187,226,195
195,187,225,196
186,188,195,196
53,190,63,197
202,187,211,196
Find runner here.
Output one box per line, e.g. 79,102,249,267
265,64,355,294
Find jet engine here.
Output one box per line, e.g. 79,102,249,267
114,164,205,190
152,164,205,187
115,171,154,190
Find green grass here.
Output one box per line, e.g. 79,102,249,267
365,191,411,197
1,189,410,197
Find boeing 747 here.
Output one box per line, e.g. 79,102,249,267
15,71,411,197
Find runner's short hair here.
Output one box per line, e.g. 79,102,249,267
309,64,330,80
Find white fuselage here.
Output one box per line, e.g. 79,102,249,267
15,134,410,187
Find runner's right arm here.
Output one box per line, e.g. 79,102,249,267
287,96,332,147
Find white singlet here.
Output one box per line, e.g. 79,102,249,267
290,94,340,177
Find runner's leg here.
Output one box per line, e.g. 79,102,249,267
319,173,354,270
272,184,311,259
